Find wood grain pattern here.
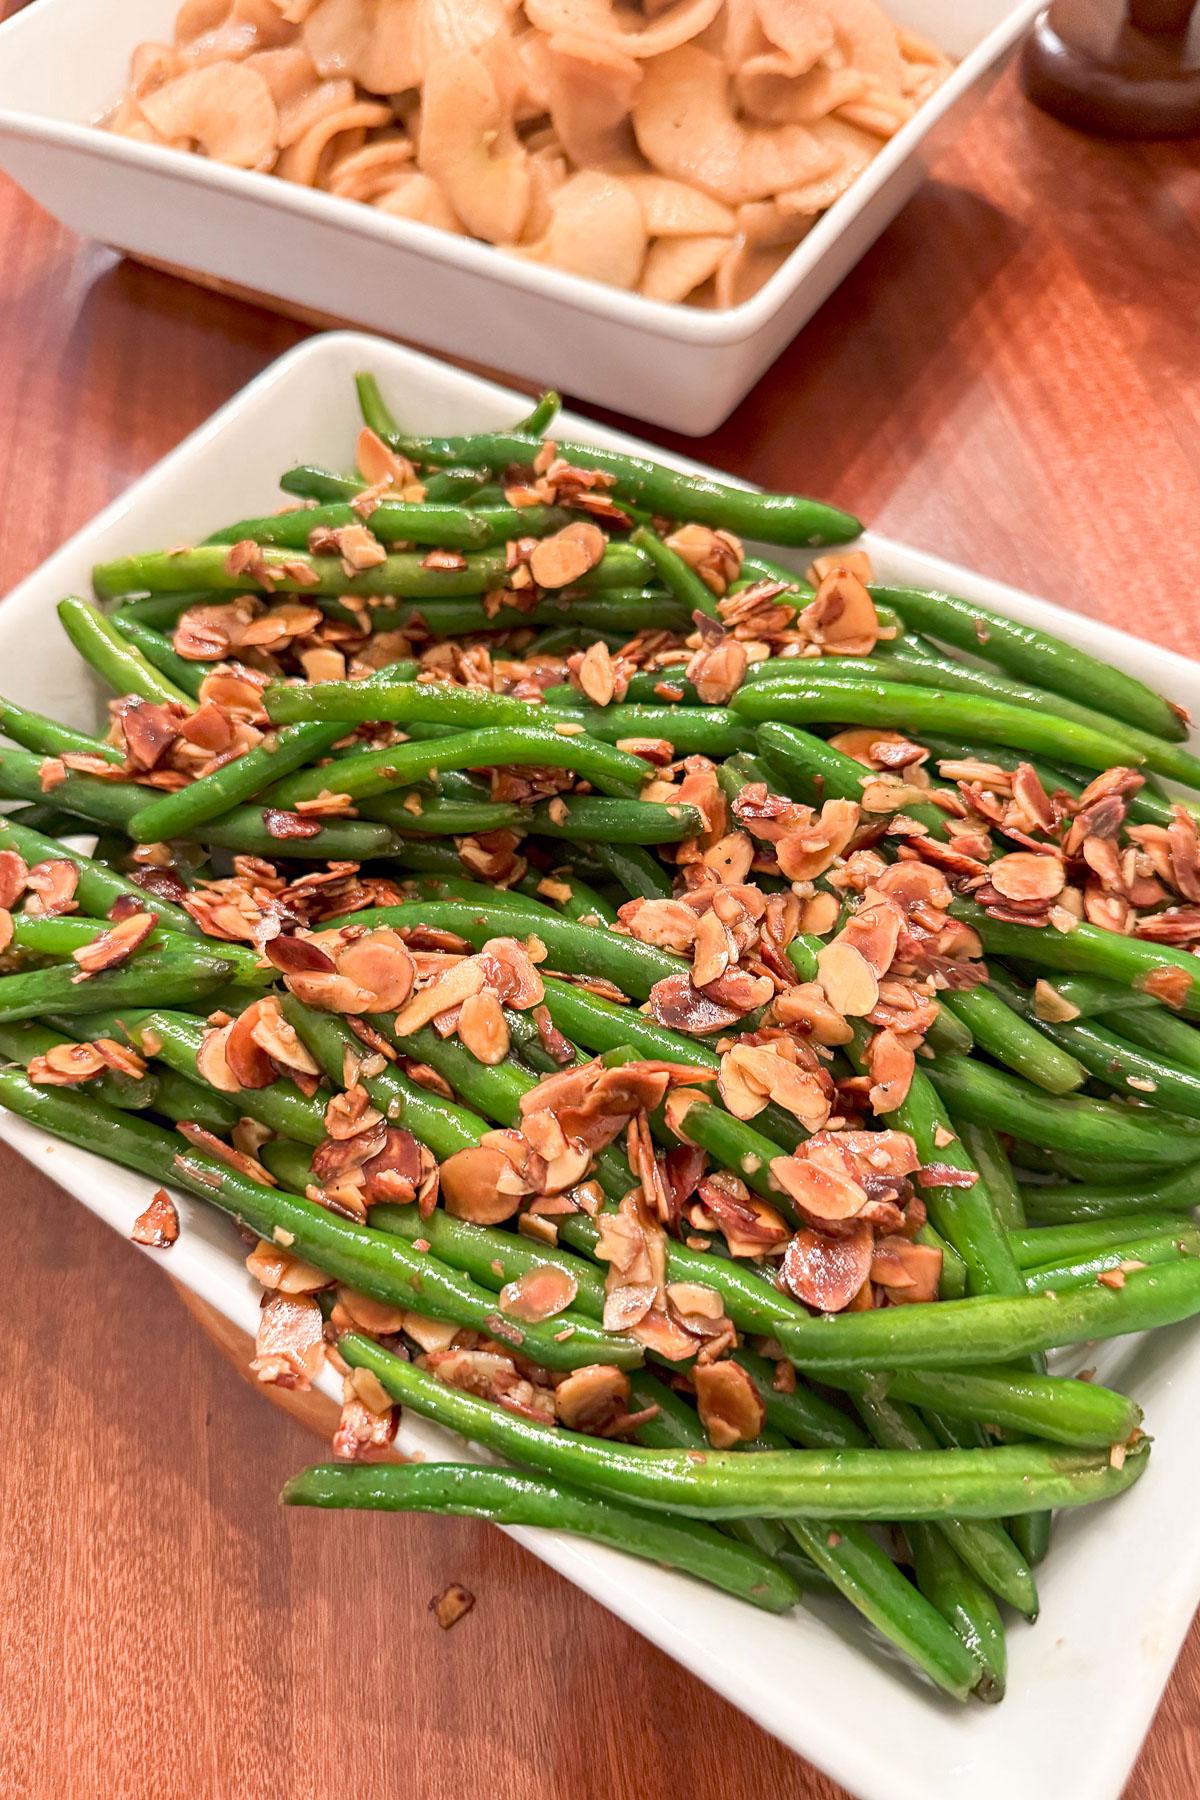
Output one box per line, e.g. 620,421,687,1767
1,59,1199,1800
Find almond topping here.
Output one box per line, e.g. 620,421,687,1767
817,940,879,1017
990,851,1066,904
131,1188,179,1249
499,1264,578,1323
692,1360,765,1449
529,521,606,589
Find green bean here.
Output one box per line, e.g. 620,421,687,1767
0,817,200,937
109,591,218,629
788,647,1200,788
734,675,1142,776
1013,971,1162,1021
58,598,194,709
767,1256,1200,1370
548,703,755,758
755,721,949,836
280,998,490,1166
0,1019,158,1110
621,666,695,705
266,724,649,809
0,943,238,1022
939,988,1085,1096
870,585,1186,744
0,746,398,861
110,615,208,699
207,499,493,552
318,901,683,1000
851,1385,1037,1617
279,464,486,506
128,717,365,843
0,696,123,765
258,1137,318,1190
589,840,673,901
283,1461,801,1615
924,1005,975,1057
203,810,399,861
371,793,695,848
1103,1004,1200,1077
630,524,721,621
131,1011,327,1145
1010,1213,1193,1266
92,541,649,600
368,793,533,836
1022,1228,1200,1294
150,1066,243,1134
849,1028,1022,1299
337,1332,1147,1519
516,868,618,925
1017,1009,1200,1122
1019,1168,1200,1224
955,899,1200,1019
820,1362,1140,1450
928,1050,1200,1165
372,1200,608,1316
522,797,700,844
266,680,552,731
374,419,861,547
523,624,623,659
345,591,689,639
8,913,266,985
956,1123,1025,1230
907,1528,1005,1702
631,1369,985,1698
354,369,403,440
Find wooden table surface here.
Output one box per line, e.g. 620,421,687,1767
2,39,1200,1800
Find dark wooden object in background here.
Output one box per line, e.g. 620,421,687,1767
1,52,1200,1800
1022,0,1200,135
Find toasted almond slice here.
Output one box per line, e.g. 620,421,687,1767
529,521,607,590
693,1360,764,1449
440,1143,526,1224
499,1265,578,1323
781,1222,873,1312
990,851,1066,904
392,957,485,1036
554,1364,632,1433
770,1152,868,1222
817,939,879,1017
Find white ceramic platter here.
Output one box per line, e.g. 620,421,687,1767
0,0,1041,435
1,333,1196,1800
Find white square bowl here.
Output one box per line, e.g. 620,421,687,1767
2,331,1198,1800
0,0,1040,435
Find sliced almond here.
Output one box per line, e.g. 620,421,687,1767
693,1360,764,1449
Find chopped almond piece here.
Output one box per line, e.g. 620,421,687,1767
71,910,158,977
131,1189,179,1248
431,1583,475,1630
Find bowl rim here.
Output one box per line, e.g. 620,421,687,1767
0,0,1042,349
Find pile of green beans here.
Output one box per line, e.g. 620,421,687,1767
6,372,1200,1710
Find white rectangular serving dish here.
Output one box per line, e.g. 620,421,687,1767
2,332,1197,1800
0,0,1039,435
